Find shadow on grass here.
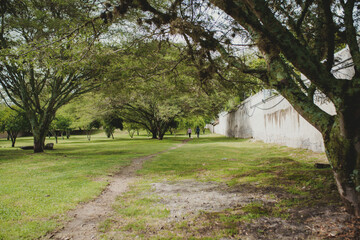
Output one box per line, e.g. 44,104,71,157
229,157,339,207
232,157,328,183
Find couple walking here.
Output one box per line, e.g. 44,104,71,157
187,126,200,138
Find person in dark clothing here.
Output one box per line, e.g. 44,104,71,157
195,126,200,138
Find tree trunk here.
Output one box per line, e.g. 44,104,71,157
158,127,166,140
66,130,70,139
324,116,360,216
157,124,170,140
33,130,46,153
151,130,157,139
158,132,164,140
10,132,17,147
87,130,91,141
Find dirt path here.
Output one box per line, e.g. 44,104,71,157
46,139,191,240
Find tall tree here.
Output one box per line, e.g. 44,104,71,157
102,40,231,140
0,0,105,152
102,0,360,215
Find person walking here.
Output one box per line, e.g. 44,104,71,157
195,126,200,138
187,127,192,138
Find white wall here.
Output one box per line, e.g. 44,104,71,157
208,46,354,152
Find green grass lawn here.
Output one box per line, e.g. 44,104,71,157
0,132,340,240
104,135,340,239
0,132,182,240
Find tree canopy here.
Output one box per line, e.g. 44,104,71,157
0,106,30,147
0,0,107,152
97,0,360,216
100,40,234,139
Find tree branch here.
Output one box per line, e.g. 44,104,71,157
343,0,360,79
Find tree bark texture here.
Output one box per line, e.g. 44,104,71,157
323,107,360,216
33,130,46,153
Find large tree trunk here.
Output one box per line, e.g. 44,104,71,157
33,130,46,153
151,130,157,139
158,132,165,140
157,123,170,140
27,112,53,153
324,113,360,216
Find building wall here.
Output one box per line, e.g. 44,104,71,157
208,46,354,153
209,92,335,152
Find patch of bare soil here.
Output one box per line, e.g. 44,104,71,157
152,180,276,220
44,139,190,240
149,180,359,240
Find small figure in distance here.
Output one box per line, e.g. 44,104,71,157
187,127,192,138
195,126,200,138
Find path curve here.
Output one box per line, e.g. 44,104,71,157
45,139,191,240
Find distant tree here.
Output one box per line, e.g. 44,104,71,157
123,122,140,139
0,107,30,147
54,115,72,140
104,125,116,139
168,119,180,136
85,119,101,141
57,93,106,140
48,122,59,144
102,111,123,139
103,41,231,140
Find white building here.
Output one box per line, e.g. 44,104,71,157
208,47,354,152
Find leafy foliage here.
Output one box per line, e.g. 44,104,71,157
105,0,360,216
0,107,30,147
102,111,123,139
0,0,107,152
101,40,234,139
